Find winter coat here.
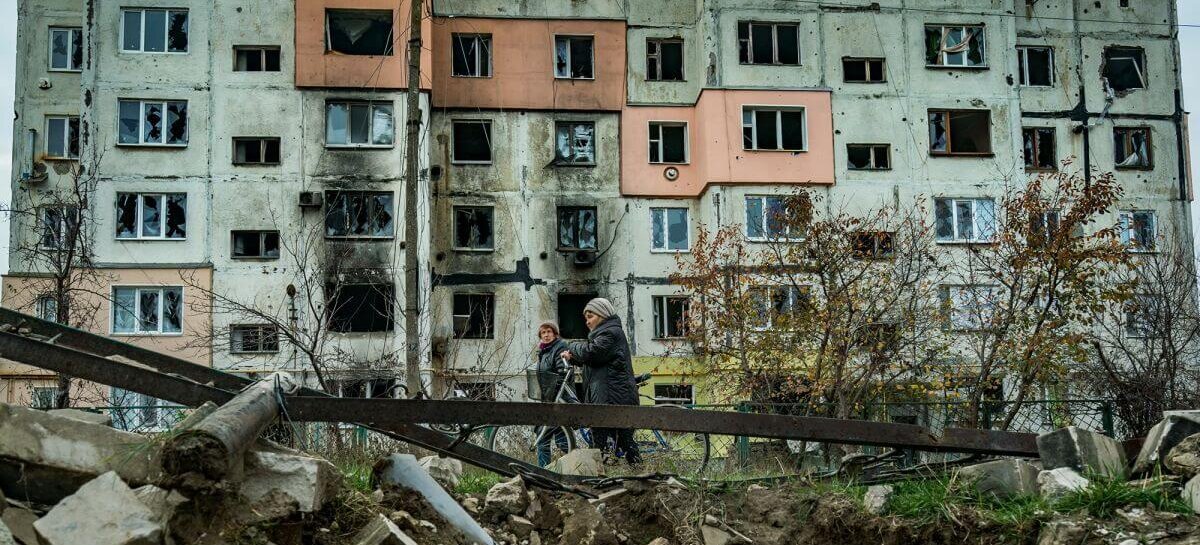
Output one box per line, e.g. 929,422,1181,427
536,338,579,403
568,316,639,406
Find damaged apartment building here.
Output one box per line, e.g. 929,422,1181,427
3,0,1193,411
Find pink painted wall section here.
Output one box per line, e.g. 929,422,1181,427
295,0,432,89
621,89,835,197
431,18,626,111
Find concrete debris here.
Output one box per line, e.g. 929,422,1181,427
47,408,112,427
485,477,530,518
701,515,752,545
589,487,629,504
1037,426,1126,478
239,448,339,515
1036,519,1089,545
1165,433,1200,478
132,484,188,535
418,455,464,489
354,513,420,545
0,507,36,545
645,539,671,545
559,496,618,545
1183,474,1200,514
462,496,481,514
547,448,603,477
374,454,494,545
506,514,534,538
1133,413,1200,476
33,472,161,545
1038,468,1090,500
957,459,1040,498
863,484,892,515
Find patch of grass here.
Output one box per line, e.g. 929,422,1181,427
886,476,984,524
1054,474,1190,518
455,468,503,496
339,458,376,494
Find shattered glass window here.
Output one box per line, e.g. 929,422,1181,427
651,208,689,251
1018,46,1053,87
742,108,804,151
557,206,598,250
1120,210,1156,251
45,116,80,159
648,123,687,163
847,144,890,170
745,196,797,240
925,25,986,67
945,286,999,331
121,9,189,53
843,58,885,83
165,194,186,238
326,102,392,146
324,191,394,238
554,36,593,79
115,193,186,240
232,231,280,259
112,287,183,334
934,198,994,243
1022,127,1056,170
138,290,159,332
40,207,77,250
116,193,138,238
652,296,690,339
328,284,395,333
452,34,491,77
50,28,83,70
371,104,394,145
166,102,187,144
452,293,494,339
1114,127,1151,168
119,100,140,144
162,288,182,332
453,206,495,250
928,110,991,155
167,11,188,52
144,102,163,143
141,194,161,238
326,9,394,56
119,100,187,145
113,288,137,332
554,122,596,165
1103,47,1146,92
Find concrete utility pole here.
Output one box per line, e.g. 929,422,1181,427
403,0,424,397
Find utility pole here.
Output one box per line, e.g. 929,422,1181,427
402,0,425,397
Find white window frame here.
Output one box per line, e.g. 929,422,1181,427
48,27,83,71
451,33,492,78
741,106,807,152
926,24,987,68
554,121,597,166
450,119,493,164
44,115,80,159
842,57,886,83
553,35,595,80
748,284,810,331
653,383,695,405
651,295,690,339
650,207,690,252
324,101,394,148
233,46,281,72
846,143,890,170
40,206,78,250
935,197,996,243
230,230,280,259
115,192,187,241
229,324,280,354
648,121,689,164
36,295,59,322
117,99,189,146
1119,210,1157,252
744,195,803,242
1016,46,1054,87
119,8,189,54
944,284,1000,331
111,286,184,335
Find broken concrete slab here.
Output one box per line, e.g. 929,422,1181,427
1166,433,1200,478
47,408,112,427
1037,426,1126,478
484,476,529,518
417,455,463,489
354,514,419,545
133,484,188,534
239,448,339,515
506,514,534,538
547,448,603,477
0,507,36,545
700,515,751,545
956,459,1040,498
1184,474,1200,514
34,472,161,545
863,484,892,515
1133,413,1200,476
559,496,618,545
1038,468,1090,500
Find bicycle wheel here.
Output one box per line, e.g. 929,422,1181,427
486,425,579,466
634,405,710,477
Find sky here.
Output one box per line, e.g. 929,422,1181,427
0,2,1198,274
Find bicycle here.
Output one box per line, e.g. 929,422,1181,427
474,361,583,466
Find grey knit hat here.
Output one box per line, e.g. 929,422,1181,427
537,320,560,336
583,298,616,320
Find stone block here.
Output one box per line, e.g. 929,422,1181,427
956,459,1040,498
47,408,112,427
547,448,603,477
353,514,419,545
1184,474,1200,514
417,455,463,489
1038,468,1090,500
239,449,339,515
1165,433,1200,478
0,507,37,545
33,472,161,545
863,484,892,515
1133,413,1200,475
1037,426,1125,477
484,477,529,518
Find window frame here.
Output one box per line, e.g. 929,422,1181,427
324,100,395,149
114,192,188,241
748,284,811,331
230,230,281,260
40,206,79,250
556,205,599,251
35,295,60,322
850,231,896,259
232,137,281,165
846,143,891,170
650,207,690,253
117,99,189,147
744,195,804,242
647,121,689,164
1113,126,1153,170
1022,127,1057,171
323,190,396,239
451,33,492,78
452,292,496,339
326,283,396,333
1016,45,1054,87
1124,293,1159,338
651,295,691,339
925,24,987,68
1102,46,1147,92
934,197,996,244
737,21,802,66
450,119,493,164
1119,209,1157,252
927,109,992,156
553,35,595,80
942,284,1001,332
324,9,394,56
652,383,695,405
232,45,282,72
452,205,495,252
646,38,685,81
741,106,807,152
111,285,185,335
229,323,280,354
119,8,189,54
44,115,80,160
48,26,83,71
553,121,597,166
842,57,886,83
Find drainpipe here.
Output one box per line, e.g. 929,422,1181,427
22,129,36,180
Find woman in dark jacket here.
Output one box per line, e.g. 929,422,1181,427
535,321,577,466
562,298,642,464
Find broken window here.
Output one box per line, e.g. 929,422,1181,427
452,120,492,163
327,283,395,333
325,101,393,147
324,191,394,238
1103,46,1146,92
742,107,805,151
749,285,810,330
646,38,684,81
45,116,80,159
40,206,78,250
1119,210,1156,251
453,293,495,339
234,46,281,72
554,35,593,79
325,9,393,56
49,27,83,71
738,21,800,65
652,295,690,339
233,137,281,165
1023,127,1056,170
653,383,695,405
1114,127,1151,168
113,286,183,334
1017,46,1054,87
109,388,175,431
651,207,689,251
935,197,995,243
36,295,60,323
847,144,890,170
452,34,491,77
925,24,986,67
941,285,999,331
557,207,597,250
648,122,687,164
745,195,801,241
230,324,279,353
928,110,991,155
455,382,496,401
231,230,280,259
1029,210,1062,247
31,387,58,409
115,193,187,240
453,206,494,250
851,231,895,259
1125,294,1159,337
842,57,885,83
557,292,597,339
118,99,188,146
121,9,188,53
554,122,596,165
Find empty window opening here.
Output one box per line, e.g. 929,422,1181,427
455,382,496,401
230,324,279,354
324,191,394,238
742,107,805,151
925,24,986,67
557,206,598,250
45,116,80,159
842,57,885,83
41,206,79,250
328,283,395,333
651,207,689,251
118,99,188,146
942,285,999,331
1119,210,1156,251
653,383,694,405
738,21,800,65
557,292,598,339
554,122,596,165
453,206,494,250
113,286,183,334
1103,46,1146,92
935,197,995,243
326,9,393,56
452,34,491,77
453,293,495,339
115,193,187,240
928,110,991,155
122,9,188,53
233,137,281,165
326,101,394,147
652,295,690,339
1030,210,1062,247
452,120,492,163
648,122,687,163
554,35,594,79
749,285,810,330
1114,127,1151,168
745,195,802,241
1022,127,1056,170
847,144,890,170
1017,46,1053,86
32,387,59,409
647,38,684,81
49,27,83,70
1125,294,1159,337
234,46,281,72
851,231,895,259
231,230,280,259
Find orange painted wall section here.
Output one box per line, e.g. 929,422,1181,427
295,0,432,89
621,89,835,197
431,18,626,111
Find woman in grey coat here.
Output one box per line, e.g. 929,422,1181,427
534,321,577,466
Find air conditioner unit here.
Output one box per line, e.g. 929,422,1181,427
298,191,323,208
22,162,48,184
572,250,597,268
